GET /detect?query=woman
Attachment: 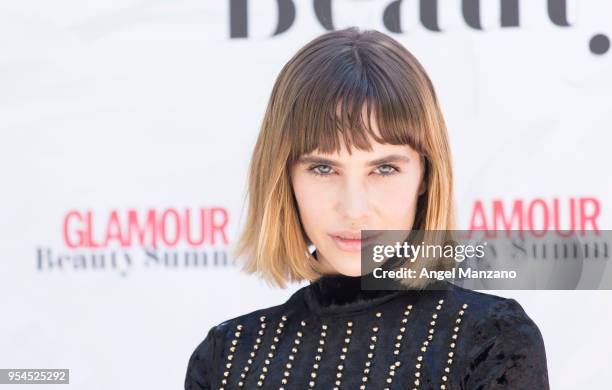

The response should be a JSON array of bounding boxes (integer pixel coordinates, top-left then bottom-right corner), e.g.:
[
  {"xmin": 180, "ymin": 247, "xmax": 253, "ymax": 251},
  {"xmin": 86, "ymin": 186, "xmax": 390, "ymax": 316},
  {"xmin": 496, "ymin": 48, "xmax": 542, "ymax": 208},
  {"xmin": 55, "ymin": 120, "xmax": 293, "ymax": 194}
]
[{"xmin": 185, "ymin": 27, "xmax": 550, "ymax": 389}]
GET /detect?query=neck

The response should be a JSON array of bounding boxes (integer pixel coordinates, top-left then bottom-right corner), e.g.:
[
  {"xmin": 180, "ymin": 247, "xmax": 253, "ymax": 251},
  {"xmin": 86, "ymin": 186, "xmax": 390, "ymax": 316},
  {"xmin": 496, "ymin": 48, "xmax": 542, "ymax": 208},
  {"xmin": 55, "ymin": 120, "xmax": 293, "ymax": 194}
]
[{"xmin": 303, "ymin": 272, "xmax": 404, "ymax": 316}]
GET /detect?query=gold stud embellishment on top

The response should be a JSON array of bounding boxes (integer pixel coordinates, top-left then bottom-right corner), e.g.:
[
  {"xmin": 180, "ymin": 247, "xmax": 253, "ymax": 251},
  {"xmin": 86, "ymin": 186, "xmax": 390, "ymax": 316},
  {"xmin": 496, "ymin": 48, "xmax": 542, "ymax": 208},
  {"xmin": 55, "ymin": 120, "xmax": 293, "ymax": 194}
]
[
  {"xmin": 439, "ymin": 303, "xmax": 468, "ymax": 390},
  {"xmin": 359, "ymin": 311, "xmax": 383, "ymax": 390},
  {"xmin": 235, "ymin": 315, "xmax": 268, "ymax": 388},
  {"xmin": 307, "ymin": 323, "xmax": 328, "ymax": 389},
  {"xmin": 412, "ymin": 299, "xmax": 445, "ymax": 390},
  {"xmin": 383, "ymin": 304, "xmax": 413, "ymax": 390},
  {"xmin": 218, "ymin": 323, "xmax": 243, "ymax": 390},
  {"xmin": 252, "ymin": 314, "xmax": 289, "ymax": 388},
  {"xmin": 278, "ymin": 319, "xmax": 307, "ymax": 390},
  {"xmin": 332, "ymin": 320, "xmax": 354, "ymax": 390}
]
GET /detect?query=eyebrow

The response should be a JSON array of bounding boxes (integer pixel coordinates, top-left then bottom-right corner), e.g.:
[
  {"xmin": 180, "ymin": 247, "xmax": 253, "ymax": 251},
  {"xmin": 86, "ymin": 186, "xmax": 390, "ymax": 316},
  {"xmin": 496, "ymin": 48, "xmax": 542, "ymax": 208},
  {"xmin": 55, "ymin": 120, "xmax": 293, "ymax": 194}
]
[{"xmin": 297, "ymin": 154, "xmax": 411, "ymax": 167}]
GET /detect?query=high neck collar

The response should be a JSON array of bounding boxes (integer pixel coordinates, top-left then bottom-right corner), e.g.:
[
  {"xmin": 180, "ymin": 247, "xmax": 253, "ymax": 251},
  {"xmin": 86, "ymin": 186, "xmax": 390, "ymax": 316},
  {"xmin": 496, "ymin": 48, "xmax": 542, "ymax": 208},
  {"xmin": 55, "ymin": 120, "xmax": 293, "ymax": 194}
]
[
  {"xmin": 301, "ymin": 249, "xmax": 452, "ymax": 316},
  {"xmin": 302, "ymin": 249, "xmax": 405, "ymax": 316},
  {"xmin": 303, "ymin": 273, "xmax": 403, "ymax": 315}
]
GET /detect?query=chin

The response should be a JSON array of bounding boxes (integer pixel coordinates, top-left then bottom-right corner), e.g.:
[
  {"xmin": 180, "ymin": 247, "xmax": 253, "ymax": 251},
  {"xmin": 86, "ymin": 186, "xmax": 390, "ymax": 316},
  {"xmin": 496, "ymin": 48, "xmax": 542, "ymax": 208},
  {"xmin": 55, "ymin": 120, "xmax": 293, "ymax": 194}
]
[
  {"xmin": 341, "ymin": 268, "xmax": 363, "ymax": 277},
  {"xmin": 329, "ymin": 259, "xmax": 363, "ymax": 277}
]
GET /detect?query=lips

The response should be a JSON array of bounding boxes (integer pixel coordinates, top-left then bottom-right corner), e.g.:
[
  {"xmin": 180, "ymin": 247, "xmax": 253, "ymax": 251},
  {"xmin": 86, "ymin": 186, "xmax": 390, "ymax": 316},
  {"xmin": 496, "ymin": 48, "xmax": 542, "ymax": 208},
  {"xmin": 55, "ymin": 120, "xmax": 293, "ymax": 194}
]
[
  {"xmin": 329, "ymin": 230, "xmax": 382, "ymax": 252},
  {"xmin": 332, "ymin": 231, "xmax": 380, "ymax": 240}
]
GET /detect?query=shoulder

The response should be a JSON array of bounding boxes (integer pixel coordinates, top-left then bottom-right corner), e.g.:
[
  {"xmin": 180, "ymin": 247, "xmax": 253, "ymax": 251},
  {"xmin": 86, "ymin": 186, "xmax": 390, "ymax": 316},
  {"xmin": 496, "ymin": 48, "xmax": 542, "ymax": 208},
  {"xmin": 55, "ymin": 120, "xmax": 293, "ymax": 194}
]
[
  {"xmin": 444, "ymin": 284, "xmax": 550, "ymax": 389},
  {"xmin": 443, "ymin": 282, "xmax": 508, "ymax": 313},
  {"xmin": 209, "ymin": 285, "xmax": 308, "ymax": 339},
  {"xmin": 446, "ymin": 283, "xmax": 543, "ymax": 337},
  {"xmin": 445, "ymin": 283, "xmax": 546, "ymax": 353},
  {"xmin": 184, "ymin": 287, "xmax": 307, "ymax": 389},
  {"xmin": 195, "ymin": 285, "xmax": 307, "ymax": 344}
]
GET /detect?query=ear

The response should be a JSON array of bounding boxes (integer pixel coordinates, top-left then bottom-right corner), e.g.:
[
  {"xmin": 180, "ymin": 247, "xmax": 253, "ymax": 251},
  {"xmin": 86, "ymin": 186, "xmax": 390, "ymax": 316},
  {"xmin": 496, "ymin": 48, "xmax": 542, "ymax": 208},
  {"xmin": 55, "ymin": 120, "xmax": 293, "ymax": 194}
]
[
  {"xmin": 418, "ymin": 178, "xmax": 427, "ymax": 196},
  {"xmin": 418, "ymin": 155, "xmax": 428, "ymax": 196}
]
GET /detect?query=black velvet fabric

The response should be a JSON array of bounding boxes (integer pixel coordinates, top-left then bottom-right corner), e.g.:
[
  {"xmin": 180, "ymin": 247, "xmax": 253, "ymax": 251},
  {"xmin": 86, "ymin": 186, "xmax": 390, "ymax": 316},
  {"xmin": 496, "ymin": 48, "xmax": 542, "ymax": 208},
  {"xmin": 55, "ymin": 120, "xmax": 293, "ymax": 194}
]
[{"xmin": 185, "ymin": 270, "xmax": 550, "ymax": 389}]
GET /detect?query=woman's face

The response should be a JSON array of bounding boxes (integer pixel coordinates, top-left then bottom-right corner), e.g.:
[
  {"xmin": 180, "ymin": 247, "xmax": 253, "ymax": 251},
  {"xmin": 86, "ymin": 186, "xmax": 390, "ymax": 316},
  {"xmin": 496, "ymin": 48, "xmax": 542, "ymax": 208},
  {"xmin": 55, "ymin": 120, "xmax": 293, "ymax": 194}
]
[{"xmin": 290, "ymin": 127, "xmax": 426, "ymax": 277}]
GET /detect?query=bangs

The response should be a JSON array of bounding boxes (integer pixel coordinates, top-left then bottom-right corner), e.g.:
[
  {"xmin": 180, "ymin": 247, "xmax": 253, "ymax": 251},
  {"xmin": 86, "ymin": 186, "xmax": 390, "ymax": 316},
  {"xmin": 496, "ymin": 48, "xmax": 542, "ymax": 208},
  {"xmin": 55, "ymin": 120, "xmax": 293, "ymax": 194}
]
[{"xmin": 286, "ymin": 41, "xmax": 429, "ymax": 166}]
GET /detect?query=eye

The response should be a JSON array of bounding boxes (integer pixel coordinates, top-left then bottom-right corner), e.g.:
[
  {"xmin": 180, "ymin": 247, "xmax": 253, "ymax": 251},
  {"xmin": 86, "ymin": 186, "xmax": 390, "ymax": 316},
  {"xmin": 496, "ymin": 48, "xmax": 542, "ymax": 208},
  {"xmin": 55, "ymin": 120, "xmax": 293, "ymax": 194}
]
[
  {"xmin": 309, "ymin": 164, "xmax": 335, "ymax": 176},
  {"xmin": 308, "ymin": 164, "xmax": 400, "ymax": 177},
  {"xmin": 374, "ymin": 164, "xmax": 400, "ymax": 177}
]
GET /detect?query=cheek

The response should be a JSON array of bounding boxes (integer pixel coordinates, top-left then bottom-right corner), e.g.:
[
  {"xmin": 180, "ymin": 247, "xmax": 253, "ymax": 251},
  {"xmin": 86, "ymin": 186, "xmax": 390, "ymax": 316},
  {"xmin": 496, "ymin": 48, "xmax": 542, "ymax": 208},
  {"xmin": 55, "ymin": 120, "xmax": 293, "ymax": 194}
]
[
  {"xmin": 375, "ymin": 177, "xmax": 421, "ymax": 224},
  {"xmin": 292, "ymin": 177, "xmax": 332, "ymax": 235}
]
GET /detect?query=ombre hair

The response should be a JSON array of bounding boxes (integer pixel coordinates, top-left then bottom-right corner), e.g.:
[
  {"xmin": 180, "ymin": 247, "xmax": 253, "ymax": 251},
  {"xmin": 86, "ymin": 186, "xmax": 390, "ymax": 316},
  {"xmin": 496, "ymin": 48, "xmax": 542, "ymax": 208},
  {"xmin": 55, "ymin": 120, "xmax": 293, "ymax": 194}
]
[{"xmin": 232, "ymin": 27, "xmax": 455, "ymax": 289}]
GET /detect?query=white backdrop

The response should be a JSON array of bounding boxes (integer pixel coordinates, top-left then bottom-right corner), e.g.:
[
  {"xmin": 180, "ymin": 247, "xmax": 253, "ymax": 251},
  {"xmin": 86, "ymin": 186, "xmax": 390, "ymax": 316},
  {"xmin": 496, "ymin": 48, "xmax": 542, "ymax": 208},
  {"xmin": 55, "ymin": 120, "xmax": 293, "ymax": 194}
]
[{"xmin": 1, "ymin": 1, "xmax": 611, "ymax": 389}]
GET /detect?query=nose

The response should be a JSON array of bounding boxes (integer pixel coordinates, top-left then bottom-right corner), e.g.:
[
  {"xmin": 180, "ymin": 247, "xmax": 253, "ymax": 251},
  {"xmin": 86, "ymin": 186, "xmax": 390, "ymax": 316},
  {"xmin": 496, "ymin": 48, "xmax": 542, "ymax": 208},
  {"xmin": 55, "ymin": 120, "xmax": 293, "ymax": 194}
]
[{"xmin": 336, "ymin": 176, "xmax": 371, "ymax": 225}]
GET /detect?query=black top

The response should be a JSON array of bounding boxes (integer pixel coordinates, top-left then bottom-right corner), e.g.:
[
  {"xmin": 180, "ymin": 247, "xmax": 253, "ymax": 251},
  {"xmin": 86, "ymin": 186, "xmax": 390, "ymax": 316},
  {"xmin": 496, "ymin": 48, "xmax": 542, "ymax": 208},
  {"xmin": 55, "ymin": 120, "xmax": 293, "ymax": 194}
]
[{"xmin": 185, "ymin": 270, "xmax": 550, "ymax": 389}]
